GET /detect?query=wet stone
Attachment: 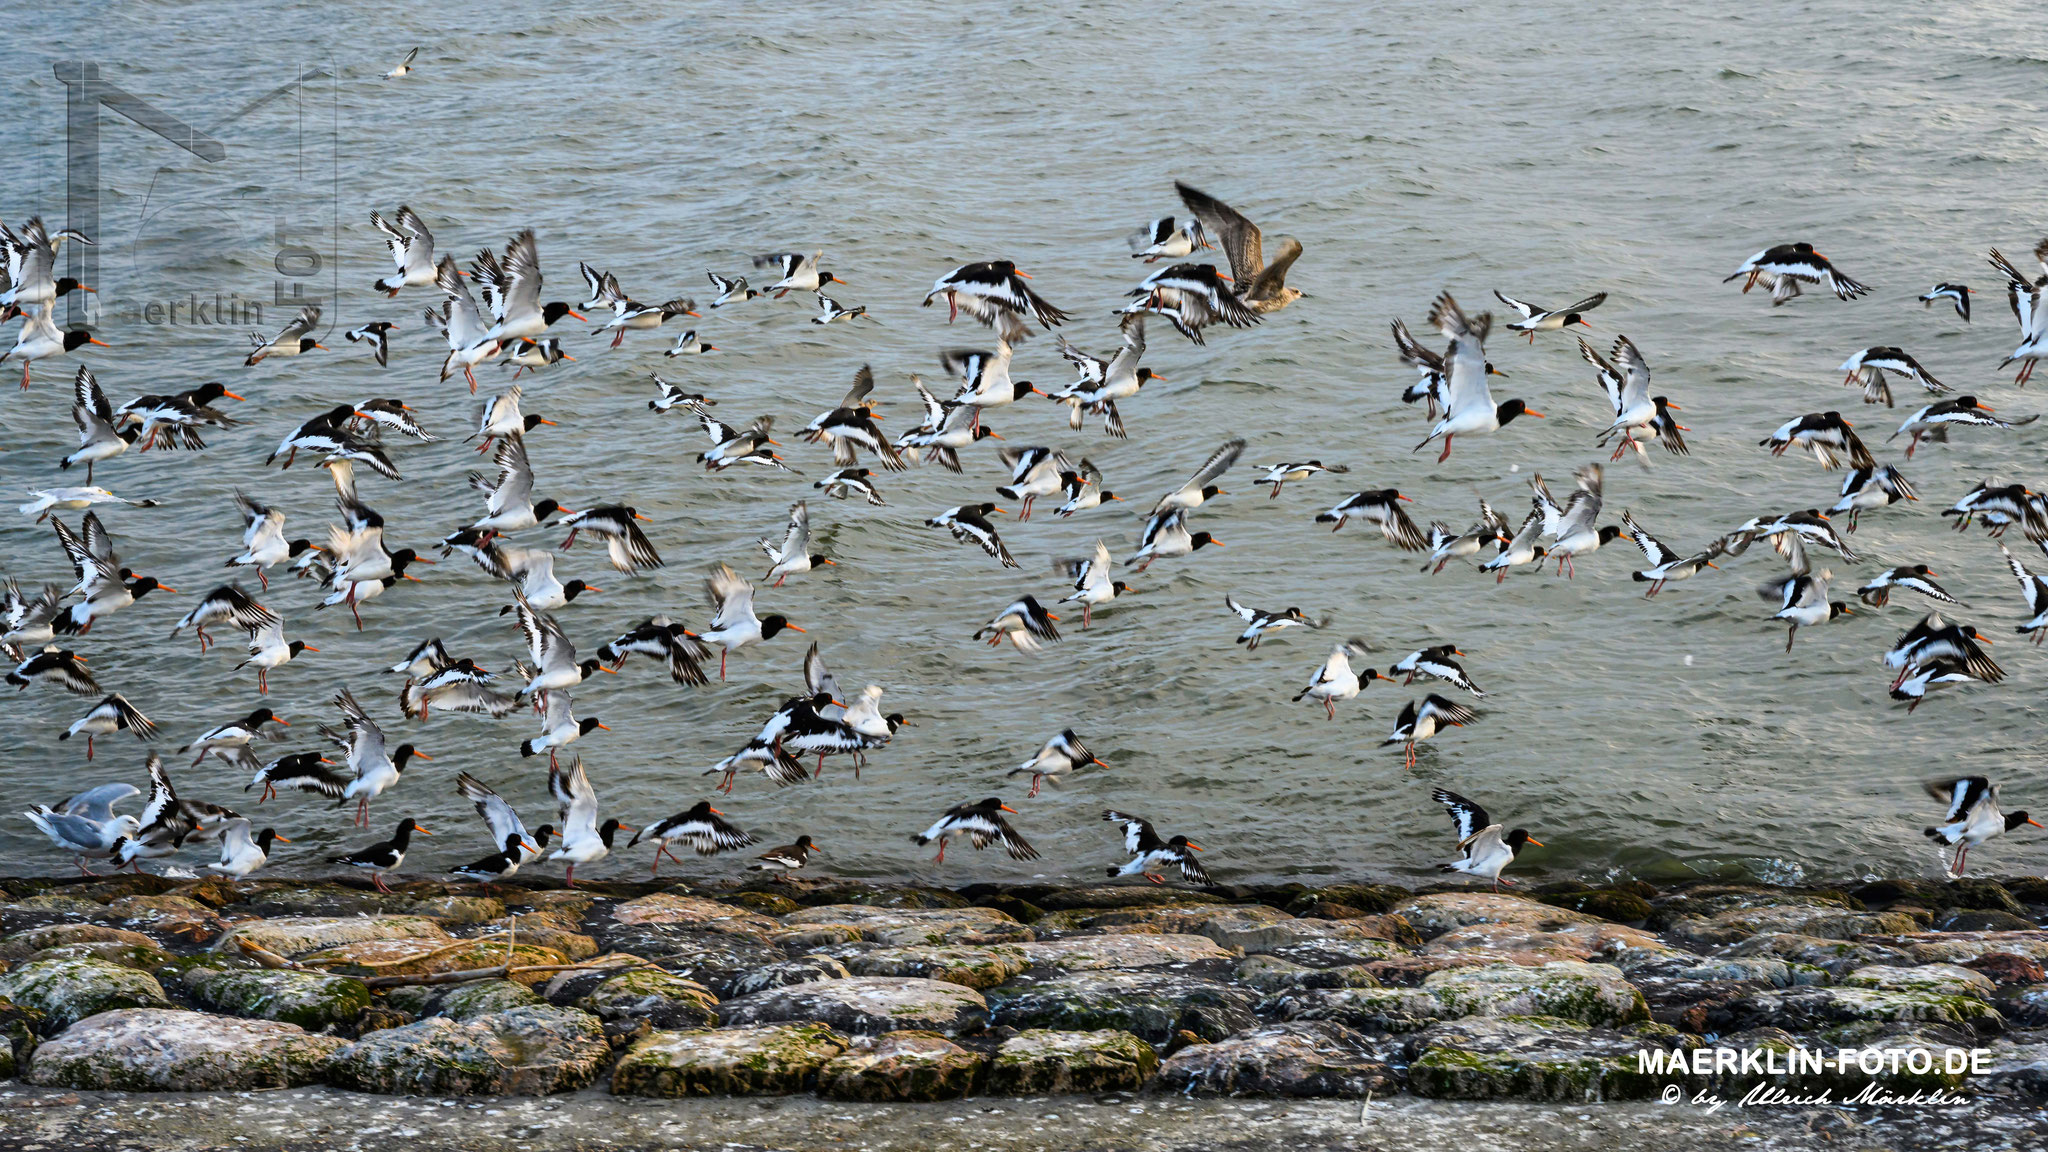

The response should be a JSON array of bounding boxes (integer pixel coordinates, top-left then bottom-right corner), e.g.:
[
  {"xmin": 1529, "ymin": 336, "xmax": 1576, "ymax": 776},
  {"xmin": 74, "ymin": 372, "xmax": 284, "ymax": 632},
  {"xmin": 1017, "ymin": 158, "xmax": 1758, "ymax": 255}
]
[
  {"xmin": 816, "ymin": 1029, "xmax": 985, "ymax": 1101},
  {"xmin": 717, "ymin": 976, "xmax": 987, "ymax": 1037},
  {"xmin": 984, "ymin": 1028, "xmax": 1158, "ymax": 1094},
  {"xmin": 1158, "ymin": 1020, "xmax": 1400, "ymax": 1097},
  {"xmin": 611, "ymin": 1022, "xmax": 849, "ymax": 1096},
  {"xmin": 26, "ymin": 1008, "xmax": 341, "ymax": 1091}
]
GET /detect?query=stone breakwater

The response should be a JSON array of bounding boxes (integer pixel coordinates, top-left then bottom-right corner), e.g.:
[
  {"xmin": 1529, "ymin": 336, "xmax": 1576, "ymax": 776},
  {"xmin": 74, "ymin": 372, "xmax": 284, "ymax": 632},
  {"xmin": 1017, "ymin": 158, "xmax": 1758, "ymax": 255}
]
[{"xmin": 1, "ymin": 872, "xmax": 2047, "ymax": 1106}]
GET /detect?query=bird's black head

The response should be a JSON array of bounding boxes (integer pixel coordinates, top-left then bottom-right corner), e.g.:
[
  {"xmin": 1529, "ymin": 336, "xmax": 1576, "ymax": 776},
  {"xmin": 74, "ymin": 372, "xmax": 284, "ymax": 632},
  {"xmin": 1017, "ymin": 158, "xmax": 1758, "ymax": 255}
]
[
  {"xmin": 1503, "ymin": 828, "xmax": 1541, "ymax": 854},
  {"xmin": 1909, "ymin": 564, "xmax": 1935, "ymax": 577},
  {"xmin": 597, "ymin": 817, "xmax": 626, "ymax": 847},
  {"xmin": 523, "ymin": 413, "xmax": 553, "ymax": 432},
  {"xmin": 578, "ymin": 717, "xmax": 607, "ymax": 737},
  {"xmin": 390, "ymin": 549, "xmax": 423, "ymax": 576},
  {"xmin": 254, "ymin": 828, "xmax": 284, "ymax": 853},
  {"xmin": 63, "ymin": 329, "xmax": 105, "ymax": 353},
  {"xmin": 394, "ymin": 817, "xmax": 426, "ymax": 840},
  {"xmin": 287, "ymin": 640, "xmax": 313, "ymax": 658},
  {"xmin": 578, "ymin": 657, "xmax": 606, "ymax": 679},
  {"xmin": 188, "ymin": 382, "xmax": 236, "ymax": 405},
  {"xmin": 976, "ymin": 796, "xmax": 1007, "ymax": 810},
  {"xmin": 1828, "ymin": 601, "xmax": 1854, "ymax": 620},
  {"xmin": 245, "ymin": 707, "xmax": 283, "ymax": 727},
  {"xmin": 885, "ymin": 712, "xmax": 910, "ymax": 732},
  {"xmin": 562, "ymin": 580, "xmax": 595, "ymax": 602},
  {"xmin": 806, "ymin": 690, "xmax": 836, "ymax": 711},
  {"xmin": 1111, "ymin": 580, "xmax": 1132, "ymax": 595},
  {"xmin": 533, "ymin": 824, "xmax": 556, "ymax": 848},
  {"xmin": 1201, "ymin": 484, "xmax": 1226, "ymax": 500},
  {"xmin": 2006, "ymin": 811, "xmax": 2043, "ymax": 831},
  {"xmin": 974, "ymin": 502, "xmax": 1002, "ymax": 516},
  {"xmin": 1598, "ymin": 524, "xmax": 1626, "ymax": 546},
  {"xmin": 971, "ymin": 425, "xmax": 1000, "ymax": 442},
  {"xmin": 1496, "ymin": 399, "xmax": 1543, "ymax": 424},
  {"xmin": 286, "ymin": 538, "xmax": 316, "ymax": 558},
  {"xmin": 807, "ymin": 553, "xmax": 833, "ymax": 569},
  {"xmin": 532, "ymin": 499, "xmax": 565, "ymax": 522},
  {"xmin": 501, "ymin": 832, "xmax": 526, "ymax": 855},
  {"xmin": 1563, "ymin": 312, "xmax": 1590, "ymax": 327},
  {"xmin": 1792, "ymin": 242, "xmax": 1815, "ymax": 254},
  {"xmin": 323, "ymin": 403, "xmax": 359, "ymax": 423},
  {"xmin": 1190, "ymin": 532, "xmax": 1220, "ymax": 551},
  {"xmin": 393, "ymin": 744, "xmax": 430, "ymax": 770},
  {"xmin": 541, "ymin": 302, "xmax": 583, "ymax": 326},
  {"xmin": 761, "ymin": 615, "xmax": 800, "ymax": 639},
  {"xmin": 1011, "ymin": 380, "xmax": 1039, "ymax": 402},
  {"xmin": 1136, "ymin": 368, "xmax": 1161, "ymax": 384},
  {"xmin": 53, "ymin": 277, "xmax": 91, "ymax": 297},
  {"xmin": 792, "ymin": 834, "xmax": 815, "ymax": 851},
  {"xmin": 295, "ymin": 337, "xmax": 320, "ymax": 354}
]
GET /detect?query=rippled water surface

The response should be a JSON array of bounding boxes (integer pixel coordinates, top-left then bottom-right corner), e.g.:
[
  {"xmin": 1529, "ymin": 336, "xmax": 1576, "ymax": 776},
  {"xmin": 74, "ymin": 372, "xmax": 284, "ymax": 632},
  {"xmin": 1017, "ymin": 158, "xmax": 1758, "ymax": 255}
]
[{"xmin": 5, "ymin": 2, "xmax": 2048, "ymax": 887}]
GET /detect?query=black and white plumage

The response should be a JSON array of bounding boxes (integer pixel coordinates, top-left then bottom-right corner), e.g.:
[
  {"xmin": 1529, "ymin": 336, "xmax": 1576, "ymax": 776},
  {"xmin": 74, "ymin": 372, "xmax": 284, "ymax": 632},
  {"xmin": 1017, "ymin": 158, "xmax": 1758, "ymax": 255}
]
[
  {"xmin": 9, "ymin": 645, "xmax": 100, "ymax": 696},
  {"xmin": 1478, "ymin": 504, "xmax": 1549, "ymax": 584},
  {"xmin": 810, "ymin": 292, "xmax": 867, "ymax": 325},
  {"xmin": 1755, "ymin": 535, "xmax": 1851, "ymax": 652},
  {"xmin": 508, "ymin": 593, "xmax": 608, "ymax": 702},
  {"xmin": 323, "ymin": 686, "xmax": 430, "ymax": 827},
  {"xmin": 1005, "ymin": 728, "xmax": 1106, "ymax": 798},
  {"xmin": 759, "ymin": 500, "xmax": 832, "ymax": 587},
  {"xmin": 701, "ymin": 563, "xmax": 804, "ymax": 680},
  {"xmin": 1494, "ymin": 289, "xmax": 1605, "ymax": 342},
  {"xmin": 922, "ymin": 260, "xmax": 1070, "ymax": 343},
  {"xmin": 1389, "ymin": 644, "xmax": 1485, "ymax": 697},
  {"xmin": 51, "ymin": 510, "xmax": 174, "ymax": 635},
  {"xmin": 1760, "ymin": 412, "xmax": 1875, "ymax": 472},
  {"xmin": 1839, "ymin": 347, "xmax": 1949, "ymax": 408},
  {"xmin": 1053, "ymin": 458, "xmax": 1118, "ymax": 518},
  {"xmin": 1256, "ymin": 460, "xmax": 1348, "ymax": 499},
  {"xmin": 61, "ymin": 367, "xmax": 137, "ymax": 484},
  {"xmin": 941, "ymin": 340, "xmax": 1039, "ymax": 419},
  {"xmin": 1292, "ymin": 639, "xmax": 1382, "ymax": 720},
  {"xmin": 451, "ymin": 833, "xmax": 534, "ymax": 885},
  {"xmin": 630, "ymin": 801, "xmax": 756, "ymax": 876},
  {"xmin": 1579, "ymin": 335, "xmax": 1673, "ymax": 461},
  {"xmin": 60, "ymin": 693, "xmax": 156, "ymax": 760},
  {"xmin": 596, "ymin": 615, "xmax": 712, "ymax": 687},
  {"xmin": 558, "ymin": 505, "xmax": 664, "ymax": 574},
  {"xmin": 503, "ymin": 337, "xmax": 571, "ymax": 379},
  {"xmin": 1431, "ymin": 787, "xmax": 1541, "ymax": 891},
  {"xmin": 1724, "ymin": 242, "xmax": 1870, "ymax": 305},
  {"xmin": 706, "ymin": 270, "xmax": 759, "ymax": 307},
  {"xmin": 912, "ymin": 797, "xmax": 1037, "ymax": 863},
  {"xmin": 1924, "ymin": 776, "xmax": 2039, "ymax": 877},
  {"xmin": 1123, "ymin": 261, "xmax": 1258, "ymax": 344},
  {"xmin": 1412, "ymin": 292, "xmax": 1543, "ymax": 462},
  {"xmin": 1225, "ymin": 595, "xmax": 1323, "ymax": 650},
  {"xmin": 1857, "ymin": 564, "xmax": 1962, "ymax": 610},
  {"xmin": 1530, "ymin": 464, "xmax": 1623, "ymax": 579},
  {"xmin": 802, "ymin": 366, "xmax": 905, "ymax": 471},
  {"xmin": 1919, "ymin": 282, "xmax": 1971, "ymax": 321},
  {"xmin": 1315, "ymin": 488, "xmax": 1428, "ymax": 551},
  {"xmin": 475, "ymin": 229, "xmax": 584, "ymax": 347},
  {"xmin": 646, "ymin": 377, "xmax": 713, "ymax": 415},
  {"xmin": 752, "ymin": 250, "xmax": 839, "ymax": 298},
  {"xmin": 973, "ymin": 594, "xmax": 1062, "ymax": 653},
  {"xmin": 371, "ymin": 206, "xmax": 436, "ymax": 295},
  {"xmin": 1050, "ymin": 316, "xmax": 1153, "ymax": 438},
  {"xmin": 1382, "ymin": 694, "xmax": 1480, "ymax": 768},
  {"xmin": 1883, "ymin": 613, "xmax": 2004, "ymax": 688},
  {"xmin": 994, "ymin": 445, "xmax": 1072, "ymax": 521},
  {"xmin": 182, "ymin": 706, "xmax": 289, "ymax": 771},
  {"xmin": 519, "ymin": 689, "xmax": 606, "ymax": 767},
  {"xmin": 1422, "ymin": 500, "xmax": 1511, "ymax": 575},
  {"xmin": 469, "ymin": 386, "xmax": 552, "ymax": 454},
  {"xmin": 1055, "ymin": 541, "xmax": 1131, "ymax": 629},
  {"xmin": 465, "ymin": 434, "xmax": 566, "ymax": 535},
  {"xmin": 1103, "ymin": 810, "xmax": 1211, "ymax": 885},
  {"xmin": 401, "ymin": 653, "xmax": 518, "ymax": 721},
  {"xmin": 704, "ymin": 736, "xmax": 810, "ymax": 795},
  {"xmin": 1890, "ymin": 657, "xmax": 1981, "ymax": 713},
  {"xmin": 1829, "ymin": 465, "xmax": 1918, "ymax": 532},
  {"xmin": 925, "ymin": 502, "xmax": 1018, "ymax": 568},
  {"xmin": 456, "ymin": 771, "xmax": 548, "ymax": 868},
  {"xmin": 1890, "ymin": 396, "xmax": 2033, "ymax": 459},
  {"xmin": 1127, "ymin": 215, "xmax": 1210, "ymax": 263},
  {"xmin": 243, "ymin": 304, "xmax": 323, "ymax": 365},
  {"xmin": 114, "ymin": 380, "xmax": 243, "ymax": 453},
  {"xmin": 330, "ymin": 817, "xmax": 429, "ymax": 893},
  {"xmin": 1727, "ymin": 509, "xmax": 1862, "ymax": 564},
  {"xmin": 1174, "ymin": 181, "xmax": 1302, "ymax": 315},
  {"xmin": 114, "ymin": 754, "xmax": 205, "ymax": 867},
  {"xmin": 1941, "ymin": 481, "xmax": 2045, "ymax": 541},
  {"xmin": 247, "ymin": 752, "xmax": 349, "ymax": 804},
  {"xmin": 697, "ymin": 412, "xmax": 790, "ymax": 472},
  {"xmin": 895, "ymin": 378, "xmax": 1001, "ymax": 472},
  {"xmin": 1127, "ymin": 508, "xmax": 1222, "ymax": 571},
  {"xmin": 429, "ymin": 254, "xmax": 502, "ymax": 390},
  {"xmin": 1150, "ymin": 438, "xmax": 1244, "ymax": 518},
  {"xmin": 1621, "ymin": 511, "xmax": 1722, "ymax": 597},
  {"xmin": 2, "ymin": 580, "xmax": 65, "ymax": 662},
  {"xmin": 1998, "ymin": 544, "xmax": 2048, "ymax": 643},
  {"xmin": 548, "ymin": 757, "xmax": 630, "ymax": 887},
  {"xmin": 170, "ymin": 584, "xmax": 275, "ymax": 654},
  {"xmin": 815, "ymin": 467, "xmax": 887, "ymax": 506},
  {"xmin": 749, "ymin": 835, "xmax": 820, "ymax": 876},
  {"xmin": 344, "ymin": 322, "xmax": 399, "ymax": 367},
  {"xmin": 226, "ymin": 490, "xmax": 308, "ymax": 591},
  {"xmin": 208, "ymin": 818, "xmax": 285, "ymax": 879},
  {"xmin": 1989, "ymin": 244, "xmax": 2048, "ymax": 385}
]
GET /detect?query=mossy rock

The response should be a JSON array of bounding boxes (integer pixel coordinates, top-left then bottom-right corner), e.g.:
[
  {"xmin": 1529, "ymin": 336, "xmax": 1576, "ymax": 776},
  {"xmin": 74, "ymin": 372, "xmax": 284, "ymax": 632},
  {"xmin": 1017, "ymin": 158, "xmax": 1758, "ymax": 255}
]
[
  {"xmin": 793, "ymin": 885, "xmax": 970, "ymax": 910},
  {"xmin": 0, "ymin": 998, "xmax": 44, "ymax": 1077},
  {"xmin": 181, "ymin": 966, "xmax": 371, "ymax": 1030},
  {"xmin": 167, "ymin": 876, "xmax": 242, "ymax": 909},
  {"xmin": 570, "ymin": 968, "xmax": 719, "ymax": 1028},
  {"xmin": 845, "ymin": 945, "xmax": 1028, "ymax": 990},
  {"xmin": 6, "ymin": 923, "xmax": 157, "ymax": 952},
  {"xmin": 611, "ymin": 1022, "xmax": 849, "ymax": 1096},
  {"xmin": 328, "ymin": 1005, "xmax": 608, "ymax": 1095},
  {"xmin": 1031, "ymin": 887, "xmax": 1226, "ymax": 912},
  {"xmin": 1535, "ymin": 889, "xmax": 1654, "ymax": 924},
  {"xmin": 987, "ymin": 971, "xmax": 1256, "ymax": 1043},
  {"xmin": 215, "ymin": 915, "xmax": 449, "ymax": 957},
  {"xmin": 25, "ymin": 1008, "xmax": 341, "ymax": 1091},
  {"xmin": 1283, "ymin": 884, "xmax": 1410, "ymax": 917},
  {"xmin": 1423, "ymin": 962, "xmax": 1651, "ymax": 1028},
  {"xmin": 985, "ymin": 1028, "xmax": 1158, "ymax": 1094},
  {"xmin": 1406, "ymin": 1016, "xmax": 1681, "ymax": 1101},
  {"xmin": 299, "ymin": 938, "xmax": 566, "ymax": 985},
  {"xmin": 1236, "ymin": 955, "xmax": 1381, "ymax": 994},
  {"xmin": 972, "ymin": 894, "xmax": 1046, "ymax": 924},
  {"xmin": 817, "ymin": 1029, "xmax": 986, "ymax": 1101},
  {"xmin": 410, "ymin": 895, "xmax": 506, "ymax": 925},
  {"xmin": 0, "ymin": 956, "xmax": 172, "ymax": 1033},
  {"xmin": 719, "ymin": 891, "xmax": 802, "ymax": 916},
  {"xmin": 31, "ymin": 940, "xmax": 175, "ymax": 972}
]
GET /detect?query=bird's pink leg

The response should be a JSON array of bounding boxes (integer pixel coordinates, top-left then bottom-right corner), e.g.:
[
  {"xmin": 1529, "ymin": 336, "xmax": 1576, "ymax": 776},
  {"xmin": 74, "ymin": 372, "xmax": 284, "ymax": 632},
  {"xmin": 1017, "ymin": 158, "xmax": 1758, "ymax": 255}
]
[{"xmin": 1436, "ymin": 435, "xmax": 1453, "ymax": 464}]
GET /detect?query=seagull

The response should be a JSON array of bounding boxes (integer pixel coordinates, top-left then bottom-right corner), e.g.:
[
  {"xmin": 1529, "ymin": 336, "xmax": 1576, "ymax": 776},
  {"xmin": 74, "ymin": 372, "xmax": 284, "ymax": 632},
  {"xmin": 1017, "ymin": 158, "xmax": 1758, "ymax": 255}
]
[
  {"xmin": 1226, "ymin": 596, "xmax": 1324, "ymax": 650},
  {"xmin": 244, "ymin": 305, "xmax": 323, "ymax": 365},
  {"xmin": 19, "ymin": 487, "xmax": 160, "ymax": 521},
  {"xmin": 1724, "ymin": 242, "xmax": 1869, "ymax": 305},
  {"xmin": 1292, "ymin": 639, "xmax": 1383, "ymax": 720},
  {"xmin": 370, "ymin": 206, "xmax": 435, "ymax": 295},
  {"xmin": 548, "ymin": 757, "xmax": 631, "ymax": 887},
  {"xmin": 1103, "ymin": 810, "xmax": 1211, "ymax": 885},
  {"xmin": 1174, "ymin": 180, "xmax": 1302, "ymax": 315},
  {"xmin": 22, "ymin": 782, "xmax": 140, "ymax": 874},
  {"xmin": 1494, "ymin": 289, "xmax": 1606, "ymax": 342},
  {"xmin": 1383, "ymin": 694, "xmax": 1481, "ymax": 768},
  {"xmin": 912, "ymin": 797, "xmax": 1037, "ymax": 863},
  {"xmin": 1006, "ymin": 729, "xmax": 1106, "ymax": 798},
  {"xmin": 1413, "ymin": 292, "xmax": 1542, "ymax": 462},
  {"xmin": 1432, "ymin": 787, "xmax": 1541, "ymax": 891},
  {"xmin": 1924, "ymin": 776, "xmax": 2038, "ymax": 877}
]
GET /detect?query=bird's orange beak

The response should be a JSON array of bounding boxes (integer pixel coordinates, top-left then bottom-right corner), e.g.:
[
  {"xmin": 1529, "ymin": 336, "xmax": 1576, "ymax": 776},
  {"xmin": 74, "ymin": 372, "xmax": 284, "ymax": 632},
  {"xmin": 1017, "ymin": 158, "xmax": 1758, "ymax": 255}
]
[
  {"xmin": 1210, "ymin": 539, "xmax": 1226, "ymax": 547},
  {"xmin": 596, "ymin": 723, "xmax": 610, "ymax": 731},
  {"xmin": 413, "ymin": 752, "xmax": 433, "ymax": 760},
  {"xmin": 709, "ymin": 807, "xmax": 723, "ymax": 816},
  {"xmin": 157, "ymin": 584, "xmax": 179, "ymax": 593},
  {"xmin": 415, "ymin": 826, "xmax": 433, "ymax": 835},
  {"xmin": 302, "ymin": 646, "xmax": 319, "ymax": 652},
  {"xmin": 616, "ymin": 823, "xmax": 637, "ymax": 832},
  {"xmin": 1014, "ymin": 270, "xmax": 1032, "ymax": 279},
  {"xmin": 632, "ymin": 512, "xmax": 652, "ymax": 521},
  {"xmin": 1187, "ymin": 842, "xmax": 1204, "ymax": 851},
  {"xmin": 1524, "ymin": 409, "xmax": 1546, "ymax": 418},
  {"xmin": 786, "ymin": 625, "xmax": 807, "ymax": 633},
  {"xmin": 1046, "ymin": 613, "xmax": 1060, "ymax": 621},
  {"xmin": 273, "ymin": 835, "xmax": 291, "ymax": 843},
  {"xmin": 567, "ymin": 309, "xmax": 587, "ymax": 321},
  {"xmin": 585, "ymin": 586, "xmax": 603, "ymax": 594},
  {"xmin": 522, "ymin": 839, "xmax": 539, "ymax": 853},
  {"xmin": 223, "ymin": 390, "xmax": 245, "ymax": 401},
  {"xmin": 1526, "ymin": 837, "xmax": 1544, "ymax": 847},
  {"xmin": 1397, "ymin": 494, "xmax": 1412, "ymax": 502},
  {"xmin": 89, "ymin": 337, "xmax": 110, "ymax": 347},
  {"xmin": 821, "ymin": 558, "xmax": 836, "ymax": 566},
  {"xmin": 1150, "ymin": 373, "xmax": 1167, "ymax": 382},
  {"xmin": 2029, "ymin": 818, "xmax": 2044, "ymax": 828},
  {"xmin": 1000, "ymin": 803, "xmax": 1018, "ymax": 813}
]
